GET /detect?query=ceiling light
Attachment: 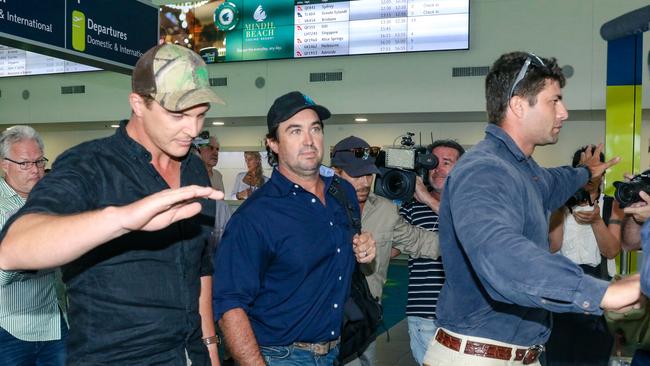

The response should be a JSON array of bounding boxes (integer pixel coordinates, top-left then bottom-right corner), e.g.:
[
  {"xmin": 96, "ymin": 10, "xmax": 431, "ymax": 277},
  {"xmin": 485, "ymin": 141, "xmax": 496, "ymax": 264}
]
[
  {"xmin": 355, "ymin": 118, "xmax": 368, "ymax": 122},
  {"xmin": 212, "ymin": 121, "xmax": 225, "ymax": 126},
  {"xmin": 110, "ymin": 124, "xmax": 120, "ymax": 128}
]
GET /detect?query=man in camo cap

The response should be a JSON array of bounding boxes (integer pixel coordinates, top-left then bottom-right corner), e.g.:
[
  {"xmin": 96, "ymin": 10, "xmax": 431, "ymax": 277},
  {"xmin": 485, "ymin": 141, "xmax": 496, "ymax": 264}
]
[{"xmin": 0, "ymin": 43, "xmax": 225, "ymax": 365}]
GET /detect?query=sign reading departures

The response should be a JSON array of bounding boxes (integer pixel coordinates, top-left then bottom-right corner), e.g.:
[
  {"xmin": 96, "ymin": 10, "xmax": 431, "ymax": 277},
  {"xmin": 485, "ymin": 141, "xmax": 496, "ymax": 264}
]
[{"xmin": 0, "ymin": 0, "xmax": 158, "ymax": 76}]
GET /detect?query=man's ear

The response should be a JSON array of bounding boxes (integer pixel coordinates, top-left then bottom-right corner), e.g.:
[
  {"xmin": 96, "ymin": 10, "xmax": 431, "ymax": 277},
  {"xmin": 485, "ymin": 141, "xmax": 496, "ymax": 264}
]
[
  {"xmin": 266, "ymin": 137, "xmax": 279, "ymax": 154},
  {"xmin": 129, "ymin": 93, "xmax": 146, "ymax": 117},
  {"xmin": 508, "ymin": 95, "xmax": 527, "ymax": 119},
  {"xmin": 1, "ymin": 159, "xmax": 10, "ymax": 176}
]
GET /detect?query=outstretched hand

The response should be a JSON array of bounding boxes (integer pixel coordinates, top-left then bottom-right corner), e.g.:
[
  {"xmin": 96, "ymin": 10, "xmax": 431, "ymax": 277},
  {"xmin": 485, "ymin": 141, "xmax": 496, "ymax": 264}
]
[
  {"xmin": 118, "ymin": 185, "xmax": 224, "ymax": 232},
  {"xmin": 579, "ymin": 144, "xmax": 619, "ymax": 180}
]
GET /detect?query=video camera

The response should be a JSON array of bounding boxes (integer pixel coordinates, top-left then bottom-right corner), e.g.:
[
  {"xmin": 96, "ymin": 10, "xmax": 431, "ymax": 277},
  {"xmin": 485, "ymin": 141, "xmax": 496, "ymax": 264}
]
[
  {"xmin": 613, "ymin": 169, "xmax": 650, "ymax": 208},
  {"xmin": 373, "ymin": 133, "xmax": 438, "ymax": 202}
]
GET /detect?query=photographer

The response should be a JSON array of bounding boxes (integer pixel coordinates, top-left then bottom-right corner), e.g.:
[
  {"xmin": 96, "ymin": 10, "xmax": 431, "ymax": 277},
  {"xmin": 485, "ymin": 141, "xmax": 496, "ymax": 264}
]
[
  {"xmin": 546, "ymin": 145, "xmax": 623, "ymax": 366},
  {"xmin": 397, "ymin": 139, "xmax": 464, "ymax": 366},
  {"xmin": 330, "ymin": 136, "xmax": 440, "ymax": 366}
]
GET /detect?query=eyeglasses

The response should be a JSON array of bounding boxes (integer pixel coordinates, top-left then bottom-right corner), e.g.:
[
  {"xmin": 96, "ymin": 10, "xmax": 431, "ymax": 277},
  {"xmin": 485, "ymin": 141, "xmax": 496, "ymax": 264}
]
[
  {"xmin": 330, "ymin": 146, "xmax": 381, "ymax": 160},
  {"xmin": 4, "ymin": 157, "xmax": 48, "ymax": 170},
  {"xmin": 508, "ymin": 53, "xmax": 546, "ymax": 101}
]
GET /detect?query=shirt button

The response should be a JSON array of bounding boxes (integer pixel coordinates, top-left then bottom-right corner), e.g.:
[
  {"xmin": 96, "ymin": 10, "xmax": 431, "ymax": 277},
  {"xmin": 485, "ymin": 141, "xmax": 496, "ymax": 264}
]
[
  {"xmin": 331, "ymin": 331, "xmax": 335, "ymax": 336},
  {"xmin": 337, "ymin": 248, "xmax": 341, "ymax": 253},
  {"xmin": 311, "ymin": 198, "xmax": 316, "ymax": 203},
  {"xmin": 582, "ymin": 301, "xmax": 590, "ymax": 308},
  {"xmin": 541, "ymin": 299, "xmax": 547, "ymax": 304},
  {"xmin": 292, "ymin": 192, "xmax": 296, "ymax": 196},
  {"xmin": 330, "ymin": 221, "xmax": 333, "ymax": 226},
  {"xmin": 338, "ymin": 276, "xmax": 342, "ymax": 281},
  {"xmin": 294, "ymin": 184, "xmax": 299, "ymax": 188},
  {"xmin": 333, "ymin": 303, "xmax": 338, "ymax": 308}
]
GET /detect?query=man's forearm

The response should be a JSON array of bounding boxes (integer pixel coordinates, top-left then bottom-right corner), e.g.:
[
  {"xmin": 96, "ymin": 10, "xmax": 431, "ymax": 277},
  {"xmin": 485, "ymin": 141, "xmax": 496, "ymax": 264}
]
[
  {"xmin": 0, "ymin": 208, "xmax": 127, "ymax": 271},
  {"xmin": 219, "ymin": 308, "xmax": 265, "ymax": 366},
  {"xmin": 199, "ymin": 276, "xmax": 220, "ymax": 366},
  {"xmin": 622, "ymin": 215, "xmax": 642, "ymax": 251}
]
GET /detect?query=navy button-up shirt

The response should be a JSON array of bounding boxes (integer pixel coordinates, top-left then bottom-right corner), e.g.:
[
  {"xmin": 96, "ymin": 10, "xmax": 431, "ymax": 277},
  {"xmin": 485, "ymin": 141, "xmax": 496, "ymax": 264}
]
[
  {"xmin": 436, "ymin": 124, "xmax": 609, "ymax": 346},
  {"xmin": 212, "ymin": 167, "xmax": 357, "ymax": 346},
  {"xmin": 0, "ymin": 122, "xmax": 215, "ymax": 364}
]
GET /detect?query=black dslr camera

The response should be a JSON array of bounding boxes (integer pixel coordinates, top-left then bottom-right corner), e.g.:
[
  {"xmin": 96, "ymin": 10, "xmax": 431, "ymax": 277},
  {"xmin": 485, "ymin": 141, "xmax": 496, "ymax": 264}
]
[
  {"xmin": 613, "ymin": 169, "xmax": 650, "ymax": 208},
  {"xmin": 373, "ymin": 133, "xmax": 438, "ymax": 202}
]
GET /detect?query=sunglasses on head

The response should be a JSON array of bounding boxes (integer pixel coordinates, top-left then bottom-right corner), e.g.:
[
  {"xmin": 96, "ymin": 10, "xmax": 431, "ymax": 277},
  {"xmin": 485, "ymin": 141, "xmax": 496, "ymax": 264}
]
[
  {"xmin": 508, "ymin": 53, "xmax": 546, "ymax": 101},
  {"xmin": 330, "ymin": 146, "xmax": 381, "ymax": 160}
]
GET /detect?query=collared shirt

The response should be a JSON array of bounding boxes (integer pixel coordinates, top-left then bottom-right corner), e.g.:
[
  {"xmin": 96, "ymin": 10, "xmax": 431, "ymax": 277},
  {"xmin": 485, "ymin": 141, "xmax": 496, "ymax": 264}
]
[
  {"xmin": 399, "ymin": 199, "xmax": 444, "ymax": 318},
  {"xmin": 360, "ymin": 193, "xmax": 439, "ymax": 300},
  {"xmin": 436, "ymin": 124, "xmax": 609, "ymax": 346},
  {"xmin": 0, "ymin": 179, "xmax": 62, "ymax": 342},
  {"xmin": 212, "ymin": 167, "xmax": 357, "ymax": 346},
  {"xmin": 0, "ymin": 121, "xmax": 215, "ymax": 364}
]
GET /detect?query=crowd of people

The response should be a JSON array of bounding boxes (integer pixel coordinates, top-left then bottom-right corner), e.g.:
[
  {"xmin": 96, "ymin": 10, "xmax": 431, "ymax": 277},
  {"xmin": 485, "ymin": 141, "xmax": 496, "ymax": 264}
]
[{"xmin": 0, "ymin": 43, "xmax": 648, "ymax": 366}]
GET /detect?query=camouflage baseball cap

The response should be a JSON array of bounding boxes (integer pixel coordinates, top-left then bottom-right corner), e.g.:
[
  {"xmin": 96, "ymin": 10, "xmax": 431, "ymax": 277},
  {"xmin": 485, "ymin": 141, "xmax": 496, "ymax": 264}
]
[{"xmin": 132, "ymin": 43, "xmax": 225, "ymax": 111}]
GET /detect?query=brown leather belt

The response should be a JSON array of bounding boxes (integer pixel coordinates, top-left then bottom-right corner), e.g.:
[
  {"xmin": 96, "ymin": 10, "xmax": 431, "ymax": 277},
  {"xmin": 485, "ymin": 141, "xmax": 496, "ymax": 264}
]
[
  {"xmin": 435, "ymin": 329, "xmax": 543, "ymax": 365},
  {"xmin": 292, "ymin": 339, "xmax": 339, "ymax": 356}
]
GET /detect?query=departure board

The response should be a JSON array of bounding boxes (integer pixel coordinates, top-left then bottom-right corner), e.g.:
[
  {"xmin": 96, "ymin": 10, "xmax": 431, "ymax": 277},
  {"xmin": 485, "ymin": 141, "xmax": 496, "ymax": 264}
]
[
  {"xmin": 0, "ymin": 46, "xmax": 99, "ymax": 77},
  {"xmin": 161, "ymin": 0, "xmax": 469, "ymax": 63}
]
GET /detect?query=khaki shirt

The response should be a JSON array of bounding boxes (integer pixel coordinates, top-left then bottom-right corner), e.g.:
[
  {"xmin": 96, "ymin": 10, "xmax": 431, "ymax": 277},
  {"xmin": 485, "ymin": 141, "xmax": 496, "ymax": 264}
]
[{"xmin": 360, "ymin": 193, "xmax": 440, "ymax": 300}]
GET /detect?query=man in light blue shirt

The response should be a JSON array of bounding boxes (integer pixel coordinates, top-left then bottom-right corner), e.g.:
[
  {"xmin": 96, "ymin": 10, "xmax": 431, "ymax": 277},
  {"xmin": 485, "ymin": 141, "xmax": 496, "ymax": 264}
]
[{"xmin": 0, "ymin": 125, "xmax": 66, "ymax": 365}]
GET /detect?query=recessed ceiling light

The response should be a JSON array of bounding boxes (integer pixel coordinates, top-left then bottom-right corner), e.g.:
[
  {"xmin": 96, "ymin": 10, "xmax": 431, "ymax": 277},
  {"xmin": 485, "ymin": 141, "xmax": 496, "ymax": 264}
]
[
  {"xmin": 355, "ymin": 118, "xmax": 368, "ymax": 122},
  {"xmin": 212, "ymin": 121, "xmax": 225, "ymax": 126},
  {"xmin": 110, "ymin": 124, "xmax": 120, "ymax": 128}
]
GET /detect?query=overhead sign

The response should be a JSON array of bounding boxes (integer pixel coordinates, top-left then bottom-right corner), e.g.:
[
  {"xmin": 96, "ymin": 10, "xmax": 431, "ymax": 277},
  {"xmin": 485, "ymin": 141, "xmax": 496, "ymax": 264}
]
[{"xmin": 0, "ymin": 0, "xmax": 159, "ymax": 74}]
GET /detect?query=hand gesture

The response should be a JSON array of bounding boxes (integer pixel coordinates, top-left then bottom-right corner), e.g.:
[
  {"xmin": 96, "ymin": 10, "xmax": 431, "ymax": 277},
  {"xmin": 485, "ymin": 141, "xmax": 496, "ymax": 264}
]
[
  {"xmin": 414, "ymin": 177, "xmax": 440, "ymax": 212},
  {"xmin": 119, "ymin": 185, "xmax": 224, "ymax": 232},
  {"xmin": 353, "ymin": 231, "xmax": 376, "ymax": 264},
  {"xmin": 579, "ymin": 144, "xmax": 619, "ymax": 181}
]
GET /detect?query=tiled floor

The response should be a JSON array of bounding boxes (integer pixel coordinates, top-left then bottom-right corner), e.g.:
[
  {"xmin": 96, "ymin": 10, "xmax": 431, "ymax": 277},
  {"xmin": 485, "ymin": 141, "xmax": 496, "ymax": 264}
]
[{"xmin": 374, "ymin": 319, "xmax": 418, "ymax": 366}]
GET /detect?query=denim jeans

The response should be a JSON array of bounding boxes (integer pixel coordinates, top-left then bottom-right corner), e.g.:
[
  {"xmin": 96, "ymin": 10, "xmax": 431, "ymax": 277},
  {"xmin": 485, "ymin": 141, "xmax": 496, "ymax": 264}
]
[
  {"xmin": 260, "ymin": 344, "xmax": 339, "ymax": 366},
  {"xmin": 0, "ymin": 318, "xmax": 67, "ymax": 366},
  {"xmin": 407, "ymin": 316, "xmax": 438, "ymax": 366}
]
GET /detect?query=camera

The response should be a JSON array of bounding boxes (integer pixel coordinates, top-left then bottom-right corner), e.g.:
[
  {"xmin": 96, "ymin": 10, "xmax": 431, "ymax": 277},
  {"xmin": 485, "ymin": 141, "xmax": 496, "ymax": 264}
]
[
  {"xmin": 192, "ymin": 131, "xmax": 211, "ymax": 148},
  {"xmin": 373, "ymin": 133, "xmax": 438, "ymax": 202},
  {"xmin": 613, "ymin": 169, "xmax": 650, "ymax": 208}
]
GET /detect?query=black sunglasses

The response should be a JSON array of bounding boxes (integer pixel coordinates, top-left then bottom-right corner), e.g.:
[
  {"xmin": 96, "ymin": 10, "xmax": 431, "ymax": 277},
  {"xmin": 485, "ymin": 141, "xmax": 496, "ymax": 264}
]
[
  {"xmin": 508, "ymin": 53, "xmax": 546, "ymax": 101},
  {"xmin": 330, "ymin": 146, "xmax": 381, "ymax": 160}
]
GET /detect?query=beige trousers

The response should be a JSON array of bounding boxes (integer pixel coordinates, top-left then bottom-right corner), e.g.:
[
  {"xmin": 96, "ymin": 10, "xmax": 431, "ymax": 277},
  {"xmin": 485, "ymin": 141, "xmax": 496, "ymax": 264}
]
[{"xmin": 422, "ymin": 328, "xmax": 542, "ymax": 366}]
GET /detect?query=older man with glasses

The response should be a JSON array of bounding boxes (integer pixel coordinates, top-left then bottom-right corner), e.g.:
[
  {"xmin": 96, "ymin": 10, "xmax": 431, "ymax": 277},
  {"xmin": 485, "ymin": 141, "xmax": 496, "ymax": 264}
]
[
  {"xmin": 423, "ymin": 52, "xmax": 642, "ymax": 366},
  {"xmin": 0, "ymin": 125, "xmax": 67, "ymax": 366}
]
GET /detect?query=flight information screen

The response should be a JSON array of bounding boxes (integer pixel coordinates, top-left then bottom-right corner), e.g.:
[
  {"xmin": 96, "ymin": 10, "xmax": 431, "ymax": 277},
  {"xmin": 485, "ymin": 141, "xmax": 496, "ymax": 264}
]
[
  {"xmin": 0, "ymin": 46, "xmax": 99, "ymax": 77},
  {"xmin": 160, "ymin": 0, "xmax": 469, "ymax": 63}
]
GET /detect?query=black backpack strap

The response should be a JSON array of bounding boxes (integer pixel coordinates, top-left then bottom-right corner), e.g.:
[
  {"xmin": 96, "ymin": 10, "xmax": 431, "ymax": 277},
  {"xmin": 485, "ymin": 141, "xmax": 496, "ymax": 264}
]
[
  {"xmin": 328, "ymin": 176, "xmax": 361, "ymax": 234},
  {"xmin": 599, "ymin": 195, "xmax": 615, "ymax": 280}
]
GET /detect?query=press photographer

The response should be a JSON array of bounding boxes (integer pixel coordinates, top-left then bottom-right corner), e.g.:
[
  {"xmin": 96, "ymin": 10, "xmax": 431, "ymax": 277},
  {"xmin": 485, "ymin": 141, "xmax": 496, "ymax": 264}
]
[{"xmin": 373, "ymin": 132, "xmax": 438, "ymax": 202}]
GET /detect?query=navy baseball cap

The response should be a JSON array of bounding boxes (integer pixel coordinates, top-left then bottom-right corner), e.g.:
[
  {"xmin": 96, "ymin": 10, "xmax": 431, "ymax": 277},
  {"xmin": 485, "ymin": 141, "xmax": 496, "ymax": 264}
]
[
  {"xmin": 267, "ymin": 91, "xmax": 331, "ymax": 133},
  {"xmin": 331, "ymin": 136, "xmax": 381, "ymax": 177}
]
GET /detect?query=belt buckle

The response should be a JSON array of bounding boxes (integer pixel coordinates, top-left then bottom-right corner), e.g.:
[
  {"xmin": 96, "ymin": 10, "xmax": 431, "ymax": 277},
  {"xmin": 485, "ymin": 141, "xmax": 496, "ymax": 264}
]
[{"xmin": 522, "ymin": 344, "xmax": 544, "ymax": 365}]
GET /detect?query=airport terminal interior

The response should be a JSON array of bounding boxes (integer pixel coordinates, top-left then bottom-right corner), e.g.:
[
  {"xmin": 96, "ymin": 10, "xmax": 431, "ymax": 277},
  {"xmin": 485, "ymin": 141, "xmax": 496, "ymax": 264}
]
[{"xmin": 1, "ymin": 0, "xmax": 650, "ymax": 365}]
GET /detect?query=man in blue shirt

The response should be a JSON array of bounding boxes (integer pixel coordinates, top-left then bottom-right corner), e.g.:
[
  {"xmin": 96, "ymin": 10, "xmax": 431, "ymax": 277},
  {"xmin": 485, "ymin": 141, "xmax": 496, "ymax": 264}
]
[
  {"xmin": 213, "ymin": 91, "xmax": 377, "ymax": 366},
  {"xmin": 425, "ymin": 52, "xmax": 641, "ymax": 366}
]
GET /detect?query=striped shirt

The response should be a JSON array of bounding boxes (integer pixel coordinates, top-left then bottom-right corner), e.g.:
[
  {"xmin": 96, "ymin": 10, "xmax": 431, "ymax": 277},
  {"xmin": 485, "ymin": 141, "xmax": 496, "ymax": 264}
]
[
  {"xmin": 399, "ymin": 199, "xmax": 444, "ymax": 319},
  {"xmin": 0, "ymin": 178, "xmax": 63, "ymax": 341}
]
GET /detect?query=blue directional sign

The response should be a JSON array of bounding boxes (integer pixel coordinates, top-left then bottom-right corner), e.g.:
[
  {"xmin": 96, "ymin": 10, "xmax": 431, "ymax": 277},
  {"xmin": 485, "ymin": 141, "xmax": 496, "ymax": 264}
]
[{"xmin": 0, "ymin": 0, "xmax": 159, "ymax": 74}]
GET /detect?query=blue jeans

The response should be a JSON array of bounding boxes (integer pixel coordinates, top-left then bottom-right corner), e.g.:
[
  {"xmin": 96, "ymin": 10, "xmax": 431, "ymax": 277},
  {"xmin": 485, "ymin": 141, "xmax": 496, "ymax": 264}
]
[
  {"xmin": 260, "ymin": 345, "xmax": 339, "ymax": 366},
  {"xmin": 407, "ymin": 316, "xmax": 437, "ymax": 366},
  {"xmin": 0, "ymin": 318, "xmax": 67, "ymax": 366}
]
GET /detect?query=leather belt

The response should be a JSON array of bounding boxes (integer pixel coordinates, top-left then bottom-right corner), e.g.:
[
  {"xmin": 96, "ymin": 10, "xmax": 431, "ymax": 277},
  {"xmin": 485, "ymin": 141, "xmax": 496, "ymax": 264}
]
[
  {"xmin": 292, "ymin": 339, "xmax": 339, "ymax": 356},
  {"xmin": 435, "ymin": 329, "xmax": 543, "ymax": 365}
]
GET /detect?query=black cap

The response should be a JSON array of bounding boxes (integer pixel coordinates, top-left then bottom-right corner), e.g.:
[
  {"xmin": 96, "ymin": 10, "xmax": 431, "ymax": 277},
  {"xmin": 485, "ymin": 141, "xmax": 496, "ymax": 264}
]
[
  {"xmin": 267, "ymin": 91, "xmax": 331, "ymax": 133},
  {"xmin": 331, "ymin": 136, "xmax": 381, "ymax": 177}
]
